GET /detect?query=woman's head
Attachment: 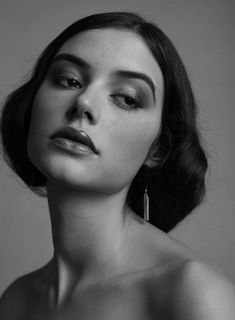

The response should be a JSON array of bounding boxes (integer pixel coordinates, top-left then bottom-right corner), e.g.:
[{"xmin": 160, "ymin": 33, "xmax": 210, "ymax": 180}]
[
  {"xmin": 0, "ymin": 12, "xmax": 208, "ymax": 232},
  {"xmin": 27, "ymin": 28, "xmax": 164, "ymax": 195}
]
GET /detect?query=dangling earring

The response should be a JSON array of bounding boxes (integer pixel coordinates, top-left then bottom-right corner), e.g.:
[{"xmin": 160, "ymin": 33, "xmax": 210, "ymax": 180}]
[{"xmin": 144, "ymin": 188, "xmax": 150, "ymax": 221}]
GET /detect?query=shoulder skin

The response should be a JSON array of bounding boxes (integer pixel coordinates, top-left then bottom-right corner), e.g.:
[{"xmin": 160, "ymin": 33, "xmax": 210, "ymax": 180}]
[{"xmin": 165, "ymin": 260, "xmax": 235, "ymax": 320}]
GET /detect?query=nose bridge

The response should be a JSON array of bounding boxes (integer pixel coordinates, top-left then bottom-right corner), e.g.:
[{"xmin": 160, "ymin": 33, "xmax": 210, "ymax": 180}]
[{"xmin": 67, "ymin": 83, "xmax": 101, "ymax": 124}]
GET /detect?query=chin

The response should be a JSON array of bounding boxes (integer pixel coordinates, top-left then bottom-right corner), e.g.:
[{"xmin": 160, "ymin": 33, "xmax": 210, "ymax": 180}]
[{"xmin": 28, "ymin": 146, "xmax": 135, "ymax": 195}]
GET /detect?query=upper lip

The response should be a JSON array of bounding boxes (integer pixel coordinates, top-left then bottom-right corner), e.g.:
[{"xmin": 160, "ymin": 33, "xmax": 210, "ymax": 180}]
[{"xmin": 50, "ymin": 127, "xmax": 99, "ymax": 154}]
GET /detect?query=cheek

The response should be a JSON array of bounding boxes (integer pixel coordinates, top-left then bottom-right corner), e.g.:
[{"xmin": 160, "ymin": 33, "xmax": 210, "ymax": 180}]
[
  {"xmin": 104, "ymin": 114, "xmax": 160, "ymax": 183},
  {"xmin": 29, "ymin": 88, "xmax": 61, "ymax": 132},
  {"xmin": 27, "ymin": 89, "xmax": 60, "ymax": 167}
]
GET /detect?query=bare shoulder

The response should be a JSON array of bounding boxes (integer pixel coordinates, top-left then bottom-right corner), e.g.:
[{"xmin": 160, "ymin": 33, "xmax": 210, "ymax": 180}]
[
  {"xmin": 166, "ymin": 259, "xmax": 235, "ymax": 319},
  {"xmin": 141, "ymin": 225, "xmax": 235, "ymax": 320},
  {"xmin": 134, "ymin": 223, "xmax": 233, "ymax": 318}
]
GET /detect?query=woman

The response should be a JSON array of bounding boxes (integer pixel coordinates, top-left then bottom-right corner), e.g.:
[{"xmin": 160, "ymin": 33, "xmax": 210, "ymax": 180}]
[{"xmin": 0, "ymin": 11, "xmax": 234, "ymax": 319}]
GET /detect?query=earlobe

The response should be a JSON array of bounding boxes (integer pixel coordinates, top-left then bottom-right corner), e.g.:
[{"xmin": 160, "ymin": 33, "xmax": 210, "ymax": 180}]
[
  {"xmin": 144, "ymin": 158, "xmax": 157, "ymax": 168},
  {"xmin": 144, "ymin": 151, "xmax": 161, "ymax": 168},
  {"xmin": 144, "ymin": 138, "xmax": 161, "ymax": 168}
]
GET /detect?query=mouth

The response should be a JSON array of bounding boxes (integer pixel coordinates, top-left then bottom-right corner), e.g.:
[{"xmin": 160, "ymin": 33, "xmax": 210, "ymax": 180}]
[{"xmin": 50, "ymin": 127, "xmax": 99, "ymax": 155}]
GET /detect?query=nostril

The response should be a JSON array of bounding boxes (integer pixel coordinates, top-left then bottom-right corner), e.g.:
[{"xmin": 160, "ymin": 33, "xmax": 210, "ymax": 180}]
[
  {"xmin": 66, "ymin": 104, "xmax": 96, "ymax": 124},
  {"xmin": 84, "ymin": 111, "xmax": 93, "ymax": 122}
]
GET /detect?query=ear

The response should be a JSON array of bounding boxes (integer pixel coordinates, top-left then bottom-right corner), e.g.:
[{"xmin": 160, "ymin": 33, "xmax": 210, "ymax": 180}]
[
  {"xmin": 144, "ymin": 157, "xmax": 160, "ymax": 169},
  {"xmin": 144, "ymin": 137, "xmax": 162, "ymax": 168},
  {"xmin": 144, "ymin": 146, "xmax": 160, "ymax": 169}
]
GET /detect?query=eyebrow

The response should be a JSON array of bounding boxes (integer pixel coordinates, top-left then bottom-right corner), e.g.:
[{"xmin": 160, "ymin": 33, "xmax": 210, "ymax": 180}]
[
  {"xmin": 51, "ymin": 53, "xmax": 90, "ymax": 69},
  {"xmin": 51, "ymin": 53, "xmax": 156, "ymax": 101}
]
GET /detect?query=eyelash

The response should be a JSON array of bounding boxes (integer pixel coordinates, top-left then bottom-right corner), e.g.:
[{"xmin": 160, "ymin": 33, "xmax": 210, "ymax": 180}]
[
  {"xmin": 110, "ymin": 94, "xmax": 143, "ymax": 110},
  {"xmin": 53, "ymin": 74, "xmax": 82, "ymax": 89},
  {"xmin": 52, "ymin": 74, "xmax": 143, "ymax": 110}
]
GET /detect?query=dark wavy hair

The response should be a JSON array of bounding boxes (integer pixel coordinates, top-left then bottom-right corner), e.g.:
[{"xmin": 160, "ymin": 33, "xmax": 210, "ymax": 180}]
[{"xmin": 0, "ymin": 12, "xmax": 208, "ymax": 232}]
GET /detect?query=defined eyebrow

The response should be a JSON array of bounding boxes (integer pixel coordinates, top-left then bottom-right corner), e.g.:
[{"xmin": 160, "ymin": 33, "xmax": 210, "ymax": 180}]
[
  {"xmin": 51, "ymin": 53, "xmax": 156, "ymax": 101},
  {"xmin": 51, "ymin": 53, "xmax": 90, "ymax": 69}
]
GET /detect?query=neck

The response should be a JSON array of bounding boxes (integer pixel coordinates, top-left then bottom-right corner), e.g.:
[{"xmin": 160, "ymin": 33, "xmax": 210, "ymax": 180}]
[{"xmin": 46, "ymin": 181, "xmax": 135, "ymax": 305}]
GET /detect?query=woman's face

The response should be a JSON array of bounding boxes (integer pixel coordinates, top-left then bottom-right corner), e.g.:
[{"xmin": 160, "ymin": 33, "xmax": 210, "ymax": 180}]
[{"xmin": 27, "ymin": 28, "xmax": 164, "ymax": 194}]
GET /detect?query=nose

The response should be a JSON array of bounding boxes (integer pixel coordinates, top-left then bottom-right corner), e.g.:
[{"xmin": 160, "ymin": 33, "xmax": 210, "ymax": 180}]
[{"xmin": 66, "ymin": 88, "xmax": 99, "ymax": 125}]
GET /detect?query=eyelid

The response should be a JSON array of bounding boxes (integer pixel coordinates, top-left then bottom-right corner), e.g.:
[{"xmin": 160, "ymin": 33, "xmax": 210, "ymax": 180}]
[
  {"xmin": 49, "ymin": 60, "xmax": 90, "ymax": 82},
  {"xmin": 50, "ymin": 71, "xmax": 82, "ymax": 88},
  {"xmin": 48, "ymin": 62, "xmax": 83, "ymax": 78},
  {"xmin": 111, "ymin": 93, "xmax": 143, "ymax": 110},
  {"xmin": 111, "ymin": 81, "xmax": 151, "ymax": 102},
  {"xmin": 51, "ymin": 69, "xmax": 81, "ymax": 78},
  {"xmin": 112, "ymin": 84, "xmax": 146, "ymax": 101}
]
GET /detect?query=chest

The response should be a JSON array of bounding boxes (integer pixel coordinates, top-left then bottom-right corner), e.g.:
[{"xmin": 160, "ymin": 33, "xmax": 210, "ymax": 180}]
[
  {"xmin": 28, "ymin": 265, "xmax": 180, "ymax": 320},
  {"xmin": 29, "ymin": 280, "xmax": 159, "ymax": 320}
]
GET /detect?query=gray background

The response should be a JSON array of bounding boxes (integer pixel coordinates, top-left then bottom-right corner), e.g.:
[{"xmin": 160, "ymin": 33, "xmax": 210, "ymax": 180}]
[{"xmin": 0, "ymin": 0, "xmax": 234, "ymax": 294}]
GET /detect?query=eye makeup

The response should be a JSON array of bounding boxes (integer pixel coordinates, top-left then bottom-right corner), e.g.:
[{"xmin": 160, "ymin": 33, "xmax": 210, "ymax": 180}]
[
  {"xmin": 112, "ymin": 70, "xmax": 156, "ymax": 103},
  {"xmin": 49, "ymin": 53, "xmax": 156, "ymax": 101},
  {"xmin": 46, "ymin": 54, "xmax": 156, "ymax": 109},
  {"xmin": 110, "ymin": 80, "xmax": 153, "ymax": 109},
  {"xmin": 46, "ymin": 60, "xmax": 85, "ymax": 88}
]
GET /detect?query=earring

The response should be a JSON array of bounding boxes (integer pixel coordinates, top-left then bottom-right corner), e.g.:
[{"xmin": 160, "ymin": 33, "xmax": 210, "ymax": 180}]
[{"xmin": 144, "ymin": 188, "xmax": 149, "ymax": 221}]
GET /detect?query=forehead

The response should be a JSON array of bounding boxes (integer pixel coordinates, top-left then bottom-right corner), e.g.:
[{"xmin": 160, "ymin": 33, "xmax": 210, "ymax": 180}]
[{"xmin": 56, "ymin": 28, "xmax": 163, "ymax": 90}]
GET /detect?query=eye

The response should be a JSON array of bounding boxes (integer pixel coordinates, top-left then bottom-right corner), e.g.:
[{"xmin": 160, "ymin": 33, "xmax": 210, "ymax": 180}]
[
  {"xmin": 53, "ymin": 73, "xmax": 82, "ymax": 89},
  {"xmin": 111, "ymin": 94, "xmax": 142, "ymax": 109}
]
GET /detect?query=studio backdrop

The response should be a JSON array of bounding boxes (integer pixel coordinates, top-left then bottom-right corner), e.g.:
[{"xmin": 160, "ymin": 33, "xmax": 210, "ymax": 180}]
[{"xmin": 0, "ymin": 0, "xmax": 234, "ymax": 294}]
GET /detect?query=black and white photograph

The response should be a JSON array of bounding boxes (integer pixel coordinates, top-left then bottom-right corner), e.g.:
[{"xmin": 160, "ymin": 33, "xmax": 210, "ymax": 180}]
[{"xmin": 0, "ymin": 0, "xmax": 235, "ymax": 319}]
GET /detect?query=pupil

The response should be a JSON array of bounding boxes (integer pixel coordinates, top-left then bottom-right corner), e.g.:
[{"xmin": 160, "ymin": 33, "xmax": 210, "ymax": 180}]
[
  {"xmin": 125, "ymin": 97, "xmax": 134, "ymax": 105},
  {"xmin": 68, "ymin": 78, "xmax": 77, "ymax": 86}
]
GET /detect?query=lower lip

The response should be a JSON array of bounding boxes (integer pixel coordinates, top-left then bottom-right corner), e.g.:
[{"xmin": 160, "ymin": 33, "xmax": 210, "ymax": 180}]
[{"xmin": 50, "ymin": 138, "xmax": 95, "ymax": 155}]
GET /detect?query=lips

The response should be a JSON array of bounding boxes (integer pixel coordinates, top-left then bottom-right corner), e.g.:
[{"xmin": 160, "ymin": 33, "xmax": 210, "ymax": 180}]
[{"xmin": 50, "ymin": 127, "xmax": 99, "ymax": 155}]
